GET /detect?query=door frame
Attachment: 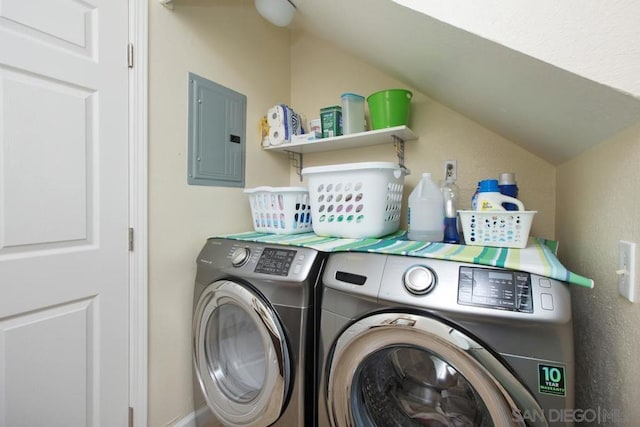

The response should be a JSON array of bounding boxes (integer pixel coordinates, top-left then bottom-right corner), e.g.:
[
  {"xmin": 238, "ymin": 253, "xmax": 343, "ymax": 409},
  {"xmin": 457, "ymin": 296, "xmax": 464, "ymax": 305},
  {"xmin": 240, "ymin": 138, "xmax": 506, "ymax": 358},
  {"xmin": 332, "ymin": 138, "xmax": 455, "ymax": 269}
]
[{"xmin": 129, "ymin": 0, "xmax": 149, "ymax": 425}]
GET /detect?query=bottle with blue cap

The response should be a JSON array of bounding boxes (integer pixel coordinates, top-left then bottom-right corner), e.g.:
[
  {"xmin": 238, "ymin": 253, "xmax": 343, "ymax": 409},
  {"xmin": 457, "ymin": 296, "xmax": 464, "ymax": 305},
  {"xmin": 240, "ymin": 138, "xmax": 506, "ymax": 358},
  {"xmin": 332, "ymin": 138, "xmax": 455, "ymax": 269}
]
[
  {"xmin": 476, "ymin": 179, "xmax": 524, "ymax": 211},
  {"xmin": 441, "ymin": 175, "xmax": 460, "ymax": 243},
  {"xmin": 471, "ymin": 181, "xmax": 481, "ymax": 210}
]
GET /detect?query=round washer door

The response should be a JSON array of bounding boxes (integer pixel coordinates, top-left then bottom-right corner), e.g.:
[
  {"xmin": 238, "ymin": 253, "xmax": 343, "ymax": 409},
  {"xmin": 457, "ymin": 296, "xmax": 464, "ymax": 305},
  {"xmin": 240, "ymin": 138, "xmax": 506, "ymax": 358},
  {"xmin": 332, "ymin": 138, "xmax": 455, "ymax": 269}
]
[
  {"xmin": 193, "ymin": 280, "xmax": 291, "ymax": 427},
  {"xmin": 326, "ymin": 312, "xmax": 547, "ymax": 427}
]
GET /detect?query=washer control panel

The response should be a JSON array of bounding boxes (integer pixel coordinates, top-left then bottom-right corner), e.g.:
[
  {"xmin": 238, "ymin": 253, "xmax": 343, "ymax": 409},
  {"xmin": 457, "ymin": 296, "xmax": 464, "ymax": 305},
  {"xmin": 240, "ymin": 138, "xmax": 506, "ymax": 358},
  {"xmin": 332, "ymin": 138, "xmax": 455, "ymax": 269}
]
[
  {"xmin": 458, "ymin": 266, "xmax": 533, "ymax": 313},
  {"xmin": 220, "ymin": 242, "xmax": 311, "ymax": 278}
]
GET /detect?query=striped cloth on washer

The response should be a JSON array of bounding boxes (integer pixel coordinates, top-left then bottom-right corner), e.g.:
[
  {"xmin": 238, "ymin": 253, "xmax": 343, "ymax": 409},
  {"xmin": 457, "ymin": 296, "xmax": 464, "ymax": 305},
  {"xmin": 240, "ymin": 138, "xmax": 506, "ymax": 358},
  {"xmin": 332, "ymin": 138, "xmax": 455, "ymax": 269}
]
[{"xmin": 218, "ymin": 231, "xmax": 594, "ymax": 288}]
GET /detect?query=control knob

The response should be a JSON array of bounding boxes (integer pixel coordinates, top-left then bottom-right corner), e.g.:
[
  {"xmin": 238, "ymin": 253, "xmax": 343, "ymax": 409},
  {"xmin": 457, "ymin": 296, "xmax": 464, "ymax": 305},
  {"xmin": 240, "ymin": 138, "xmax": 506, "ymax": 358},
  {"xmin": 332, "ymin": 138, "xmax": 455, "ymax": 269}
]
[
  {"xmin": 231, "ymin": 247, "xmax": 250, "ymax": 267},
  {"xmin": 403, "ymin": 265, "xmax": 436, "ymax": 295}
]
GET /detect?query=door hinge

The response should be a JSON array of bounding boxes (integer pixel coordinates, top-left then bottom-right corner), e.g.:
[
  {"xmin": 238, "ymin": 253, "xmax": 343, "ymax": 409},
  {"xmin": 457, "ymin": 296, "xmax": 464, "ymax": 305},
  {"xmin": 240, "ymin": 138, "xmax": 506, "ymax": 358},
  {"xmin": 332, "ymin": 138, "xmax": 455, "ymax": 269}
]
[
  {"xmin": 128, "ymin": 227, "xmax": 134, "ymax": 251},
  {"xmin": 128, "ymin": 406, "xmax": 134, "ymax": 427},
  {"xmin": 127, "ymin": 43, "xmax": 134, "ymax": 68}
]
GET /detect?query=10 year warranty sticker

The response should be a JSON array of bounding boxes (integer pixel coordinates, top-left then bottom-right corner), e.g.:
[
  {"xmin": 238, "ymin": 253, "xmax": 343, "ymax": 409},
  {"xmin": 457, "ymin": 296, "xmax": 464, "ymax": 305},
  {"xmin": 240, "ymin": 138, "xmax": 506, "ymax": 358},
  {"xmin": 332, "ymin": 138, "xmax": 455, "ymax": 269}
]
[{"xmin": 538, "ymin": 363, "xmax": 566, "ymax": 396}]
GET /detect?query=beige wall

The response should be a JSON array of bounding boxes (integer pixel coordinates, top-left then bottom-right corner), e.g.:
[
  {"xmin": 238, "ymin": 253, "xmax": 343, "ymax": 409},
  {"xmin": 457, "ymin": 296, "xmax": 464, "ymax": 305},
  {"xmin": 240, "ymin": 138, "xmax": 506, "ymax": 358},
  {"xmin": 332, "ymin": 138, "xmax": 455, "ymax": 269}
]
[
  {"xmin": 148, "ymin": 1, "xmax": 291, "ymax": 425},
  {"xmin": 290, "ymin": 32, "xmax": 556, "ymax": 238},
  {"xmin": 557, "ymin": 122, "xmax": 640, "ymax": 422},
  {"xmin": 148, "ymin": 9, "xmax": 563, "ymax": 426}
]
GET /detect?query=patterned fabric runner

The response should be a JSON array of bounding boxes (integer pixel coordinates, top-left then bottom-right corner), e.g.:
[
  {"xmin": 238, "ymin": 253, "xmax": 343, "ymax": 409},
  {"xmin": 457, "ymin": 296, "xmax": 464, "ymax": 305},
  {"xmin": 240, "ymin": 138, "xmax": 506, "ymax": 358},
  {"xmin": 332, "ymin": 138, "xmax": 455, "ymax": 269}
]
[{"xmin": 218, "ymin": 231, "xmax": 594, "ymax": 288}]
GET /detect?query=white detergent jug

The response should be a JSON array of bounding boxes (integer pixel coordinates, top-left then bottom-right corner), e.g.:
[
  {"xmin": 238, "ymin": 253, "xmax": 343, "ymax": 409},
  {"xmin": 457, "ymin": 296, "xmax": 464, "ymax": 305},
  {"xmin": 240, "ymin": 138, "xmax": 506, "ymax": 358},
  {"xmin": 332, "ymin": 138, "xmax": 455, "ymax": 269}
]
[
  {"xmin": 408, "ymin": 173, "xmax": 444, "ymax": 242},
  {"xmin": 476, "ymin": 179, "xmax": 524, "ymax": 211}
]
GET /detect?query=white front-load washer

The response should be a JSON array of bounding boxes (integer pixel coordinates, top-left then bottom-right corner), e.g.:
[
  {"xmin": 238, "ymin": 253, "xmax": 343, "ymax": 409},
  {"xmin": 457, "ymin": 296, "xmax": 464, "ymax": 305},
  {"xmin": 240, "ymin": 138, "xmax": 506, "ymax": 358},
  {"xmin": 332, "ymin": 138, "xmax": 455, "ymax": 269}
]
[
  {"xmin": 193, "ymin": 238, "xmax": 327, "ymax": 427},
  {"xmin": 318, "ymin": 252, "xmax": 574, "ymax": 427}
]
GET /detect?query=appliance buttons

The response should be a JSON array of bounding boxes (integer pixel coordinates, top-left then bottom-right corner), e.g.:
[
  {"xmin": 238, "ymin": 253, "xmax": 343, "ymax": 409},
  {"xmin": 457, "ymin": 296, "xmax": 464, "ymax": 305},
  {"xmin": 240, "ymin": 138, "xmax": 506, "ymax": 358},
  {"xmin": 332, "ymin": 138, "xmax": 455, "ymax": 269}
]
[
  {"xmin": 403, "ymin": 265, "xmax": 436, "ymax": 295},
  {"xmin": 230, "ymin": 247, "xmax": 250, "ymax": 267},
  {"xmin": 541, "ymin": 293, "xmax": 554, "ymax": 310}
]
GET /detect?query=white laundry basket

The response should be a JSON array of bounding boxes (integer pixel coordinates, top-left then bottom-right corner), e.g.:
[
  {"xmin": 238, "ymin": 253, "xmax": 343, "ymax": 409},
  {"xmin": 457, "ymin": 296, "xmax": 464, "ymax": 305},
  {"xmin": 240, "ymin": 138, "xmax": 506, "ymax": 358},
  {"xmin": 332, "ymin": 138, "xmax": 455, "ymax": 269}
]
[
  {"xmin": 244, "ymin": 187, "xmax": 312, "ymax": 234},
  {"xmin": 302, "ymin": 162, "xmax": 408, "ymax": 238},
  {"xmin": 458, "ymin": 210, "xmax": 537, "ymax": 249}
]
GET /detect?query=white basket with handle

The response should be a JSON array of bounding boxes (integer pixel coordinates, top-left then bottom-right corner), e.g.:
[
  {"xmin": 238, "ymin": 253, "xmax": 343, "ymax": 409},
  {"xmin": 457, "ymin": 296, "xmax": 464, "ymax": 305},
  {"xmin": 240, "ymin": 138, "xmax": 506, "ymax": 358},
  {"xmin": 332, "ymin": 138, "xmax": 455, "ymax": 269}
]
[
  {"xmin": 244, "ymin": 187, "xmax": 312, "ymax": 234},
  {"xmin": 458, "ymin": 210, "xmax": 537, "ymax": 249},
  {"xmin": 302, "ymin": 162, "xmax": 408, "ymax": 238}
]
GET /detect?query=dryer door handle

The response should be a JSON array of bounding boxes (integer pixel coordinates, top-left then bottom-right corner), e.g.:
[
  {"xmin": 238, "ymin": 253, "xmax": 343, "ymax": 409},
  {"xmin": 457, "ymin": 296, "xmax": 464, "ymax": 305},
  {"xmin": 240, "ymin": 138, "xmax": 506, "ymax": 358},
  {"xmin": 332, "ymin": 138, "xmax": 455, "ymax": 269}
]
[{"xmin": 335, "ymin": 271, "xmax": 367, "ymax": 286}]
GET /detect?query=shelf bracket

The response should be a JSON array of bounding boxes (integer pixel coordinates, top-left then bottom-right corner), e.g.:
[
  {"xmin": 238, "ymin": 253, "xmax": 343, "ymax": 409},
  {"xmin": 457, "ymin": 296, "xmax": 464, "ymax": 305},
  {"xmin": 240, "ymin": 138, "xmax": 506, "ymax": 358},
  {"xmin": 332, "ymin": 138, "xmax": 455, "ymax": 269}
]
[
  {"xmin": 159, "ymin": 0, "xmax": 174, "ymax": 9},
  {"xmin": 392, "ymin": 135, "xmax": 406, "ymax": 169},
  {"xmin": 287, "ymin": 151, "xmax": 304, "ymax": 182}
]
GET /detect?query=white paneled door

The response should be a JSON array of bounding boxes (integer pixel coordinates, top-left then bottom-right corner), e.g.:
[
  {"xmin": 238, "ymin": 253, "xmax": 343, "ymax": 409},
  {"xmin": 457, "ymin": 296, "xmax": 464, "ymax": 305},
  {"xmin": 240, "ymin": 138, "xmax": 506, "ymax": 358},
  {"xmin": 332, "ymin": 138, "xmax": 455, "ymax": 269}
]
[{"xmin": 0, "ymin": 1, "xmax": 130, "ymax": 426}]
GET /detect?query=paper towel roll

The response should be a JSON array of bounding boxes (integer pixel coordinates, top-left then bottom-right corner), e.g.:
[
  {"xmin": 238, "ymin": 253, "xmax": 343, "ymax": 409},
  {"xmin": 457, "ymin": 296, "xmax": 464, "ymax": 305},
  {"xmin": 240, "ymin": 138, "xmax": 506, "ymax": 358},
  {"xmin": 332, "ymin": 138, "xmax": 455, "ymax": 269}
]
[
  {"xmin": 268, "ymin": 126, "xmax": 287, "ymax": 146},
  {"xmin": 266, "ymin": 104, "xmax": 307, "ymax": 145},
  {"xmin": 267, "ymin": 105, "xmax": 286, "ymax": 127}
]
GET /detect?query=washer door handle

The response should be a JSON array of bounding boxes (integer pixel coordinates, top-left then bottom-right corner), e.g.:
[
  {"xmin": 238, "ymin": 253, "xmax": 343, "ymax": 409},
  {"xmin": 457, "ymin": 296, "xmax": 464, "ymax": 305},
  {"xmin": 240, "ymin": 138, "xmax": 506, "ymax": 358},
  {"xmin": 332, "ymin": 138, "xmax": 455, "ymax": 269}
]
[{"xmin": 327, "ymin": 312, "xmax": 547, "ymax": 427}]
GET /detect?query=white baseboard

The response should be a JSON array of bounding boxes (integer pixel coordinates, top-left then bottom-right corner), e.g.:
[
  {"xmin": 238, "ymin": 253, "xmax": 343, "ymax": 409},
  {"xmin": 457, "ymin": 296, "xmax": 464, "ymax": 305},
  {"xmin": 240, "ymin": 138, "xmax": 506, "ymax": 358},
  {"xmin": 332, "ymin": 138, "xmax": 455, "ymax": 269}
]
[{"xmin": 172, "ymin": 406, "xmax": 215, "ymax": 427}]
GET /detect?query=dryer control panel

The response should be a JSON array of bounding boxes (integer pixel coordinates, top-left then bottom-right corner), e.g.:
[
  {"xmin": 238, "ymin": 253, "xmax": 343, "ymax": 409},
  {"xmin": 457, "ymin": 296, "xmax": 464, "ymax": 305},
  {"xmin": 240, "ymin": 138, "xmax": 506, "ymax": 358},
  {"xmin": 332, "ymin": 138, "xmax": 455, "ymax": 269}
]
[
  {"xmin": 458, "ymin": 266, "xmax": 533, "ymax": 313},
  {"xmin": 212, "ymin": 240, "xmax": 322, "ymax": 282},
  {"xmin": 254, "ymin": 247, "xmax": 297, "ymax": 276}
]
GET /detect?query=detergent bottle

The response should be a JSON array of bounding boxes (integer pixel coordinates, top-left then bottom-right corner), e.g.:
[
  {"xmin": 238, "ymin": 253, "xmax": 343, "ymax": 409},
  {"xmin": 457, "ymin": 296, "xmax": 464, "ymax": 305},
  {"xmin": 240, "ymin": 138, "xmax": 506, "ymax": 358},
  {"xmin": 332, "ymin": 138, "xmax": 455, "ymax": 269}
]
[
  {"xmin": 498, "ymin": 172, "xmax": 519, "ymax": 211},
  {"xmin": 471, "ymin": 181, "xmax": 481, "ymax": 210},
  {"xmin": 476, "ymin": 179, "xmax": 524, "ymax": 211}
]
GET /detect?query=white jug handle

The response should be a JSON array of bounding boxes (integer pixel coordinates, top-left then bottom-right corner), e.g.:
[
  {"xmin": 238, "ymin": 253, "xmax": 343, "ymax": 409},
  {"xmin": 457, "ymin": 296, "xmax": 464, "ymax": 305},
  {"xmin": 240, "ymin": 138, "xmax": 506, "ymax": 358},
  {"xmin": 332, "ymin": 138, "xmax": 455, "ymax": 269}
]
[{"xmin": 504, "ymin": 195, "xmax": 525, "ymax": 211}]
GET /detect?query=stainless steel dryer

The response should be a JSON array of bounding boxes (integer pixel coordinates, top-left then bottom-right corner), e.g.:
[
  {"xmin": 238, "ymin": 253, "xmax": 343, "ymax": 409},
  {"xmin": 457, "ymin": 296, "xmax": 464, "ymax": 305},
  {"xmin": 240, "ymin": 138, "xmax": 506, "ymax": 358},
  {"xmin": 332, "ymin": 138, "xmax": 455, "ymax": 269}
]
[
  {"xmin": 193, "ymin": 238, "xmax": 326, "ymax": 427},
  {"xmin": 319, "ymin": 252, "xmax": 574, "ymax": 427}
]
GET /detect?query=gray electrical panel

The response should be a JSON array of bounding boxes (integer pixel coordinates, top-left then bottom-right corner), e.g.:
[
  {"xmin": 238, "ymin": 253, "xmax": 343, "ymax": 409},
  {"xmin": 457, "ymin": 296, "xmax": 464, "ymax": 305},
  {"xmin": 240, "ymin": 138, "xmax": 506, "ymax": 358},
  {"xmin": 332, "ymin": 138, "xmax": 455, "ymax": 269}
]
[{"xmin": 188, "ymin": 72, "xmax": 246, "ymax": 187}]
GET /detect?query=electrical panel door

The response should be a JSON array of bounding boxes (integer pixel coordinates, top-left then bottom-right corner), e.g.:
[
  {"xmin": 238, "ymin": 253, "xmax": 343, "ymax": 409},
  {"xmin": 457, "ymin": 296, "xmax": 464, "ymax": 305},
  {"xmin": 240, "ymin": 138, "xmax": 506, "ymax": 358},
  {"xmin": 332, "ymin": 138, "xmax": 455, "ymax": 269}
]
[{"xmin": 188, "ymin": 72, "xmax": 246, "ymax": 187}]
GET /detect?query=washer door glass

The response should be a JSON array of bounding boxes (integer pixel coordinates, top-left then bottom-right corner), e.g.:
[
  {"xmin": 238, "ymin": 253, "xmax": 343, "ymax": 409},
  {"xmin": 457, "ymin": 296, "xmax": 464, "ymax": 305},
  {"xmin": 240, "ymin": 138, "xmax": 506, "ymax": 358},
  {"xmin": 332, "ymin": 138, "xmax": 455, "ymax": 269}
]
[
  {"xmin": 352, "ymin": 346, "xmax": 491, "ymax": 426},
  {"xmin": 194, "ymin": 280, "xmax": 290, "ymax": 427},
  {"xmin": 205, "ymin": 302, "xmax": 266, "ymax": 403},
  {"xmin": 327, "ymin": 313, "xmax": 545, "ymax": 427}
]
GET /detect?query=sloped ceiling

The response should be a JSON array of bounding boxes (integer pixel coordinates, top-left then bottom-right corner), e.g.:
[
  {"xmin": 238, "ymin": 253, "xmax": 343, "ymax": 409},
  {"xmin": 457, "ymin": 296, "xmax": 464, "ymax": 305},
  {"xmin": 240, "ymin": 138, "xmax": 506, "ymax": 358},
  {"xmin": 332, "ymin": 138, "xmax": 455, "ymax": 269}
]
[{"xmin": 293, "ymin": 0, "xmax": 640, "ymax": 165}]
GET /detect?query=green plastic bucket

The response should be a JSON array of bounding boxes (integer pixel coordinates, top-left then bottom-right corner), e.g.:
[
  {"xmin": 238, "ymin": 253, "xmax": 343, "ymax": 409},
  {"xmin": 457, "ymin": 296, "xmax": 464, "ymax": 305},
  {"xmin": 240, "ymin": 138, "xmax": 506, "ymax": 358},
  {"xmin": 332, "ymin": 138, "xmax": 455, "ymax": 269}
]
[{"xmin": 367, "ymin": 89, "xmax": 413, "ymax": 129}]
